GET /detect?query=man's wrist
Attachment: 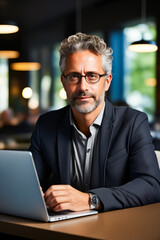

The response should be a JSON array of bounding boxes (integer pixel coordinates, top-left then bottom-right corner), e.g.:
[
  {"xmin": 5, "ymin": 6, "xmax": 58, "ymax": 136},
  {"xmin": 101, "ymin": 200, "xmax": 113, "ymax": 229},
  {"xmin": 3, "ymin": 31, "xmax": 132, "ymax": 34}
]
[{"xmin": 88, "ymin": 193, "xmax": 102, "ymax": 210}]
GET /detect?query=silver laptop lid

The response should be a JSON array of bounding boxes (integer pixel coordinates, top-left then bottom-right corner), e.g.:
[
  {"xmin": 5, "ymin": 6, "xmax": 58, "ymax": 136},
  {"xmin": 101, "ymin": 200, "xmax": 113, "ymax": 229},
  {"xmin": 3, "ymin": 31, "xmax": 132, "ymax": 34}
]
[
  {"xmin": 0, "ymin": 150, "xmax": 49, "ymax": 222},
  {"xmin": 0, "ymin": 150, "xmax": 97, "ymax": 222}
]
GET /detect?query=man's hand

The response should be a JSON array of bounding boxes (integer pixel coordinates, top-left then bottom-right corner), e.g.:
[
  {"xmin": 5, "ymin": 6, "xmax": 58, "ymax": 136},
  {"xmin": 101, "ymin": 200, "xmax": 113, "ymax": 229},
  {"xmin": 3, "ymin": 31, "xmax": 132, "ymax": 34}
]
[
  {"xmin": 44, "ymin": 185, "xmax": 90, "ymax": 212},
  {"xmin": 40, "ymin": 186, "xmax": 44, "ymax": 196}
]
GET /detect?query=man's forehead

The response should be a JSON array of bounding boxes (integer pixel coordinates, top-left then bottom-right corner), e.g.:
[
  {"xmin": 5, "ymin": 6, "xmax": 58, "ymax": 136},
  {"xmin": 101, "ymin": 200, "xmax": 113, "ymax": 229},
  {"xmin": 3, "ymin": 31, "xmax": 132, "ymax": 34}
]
[
  {"xmin": 63, "ymin": 51, "xmax": 103, "ymax": 75},
  {"xmin": 65, "ymin": 50, "xmax": 102, "ymax": 65}
]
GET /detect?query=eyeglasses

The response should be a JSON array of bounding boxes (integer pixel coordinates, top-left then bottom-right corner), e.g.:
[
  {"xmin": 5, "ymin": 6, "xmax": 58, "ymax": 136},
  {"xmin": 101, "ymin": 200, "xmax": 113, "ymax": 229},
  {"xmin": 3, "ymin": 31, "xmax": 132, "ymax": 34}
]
[{"xmin": 62, "ymin": 72, "xmax": 106, "ymax": 84}]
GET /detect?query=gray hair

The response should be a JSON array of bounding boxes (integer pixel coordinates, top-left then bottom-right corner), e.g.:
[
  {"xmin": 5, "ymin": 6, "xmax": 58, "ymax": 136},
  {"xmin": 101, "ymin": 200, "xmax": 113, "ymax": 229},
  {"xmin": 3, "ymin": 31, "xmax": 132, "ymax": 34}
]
[{"xmin": 59, "ymin": 32, "xmax": 113, "ymax": 75}]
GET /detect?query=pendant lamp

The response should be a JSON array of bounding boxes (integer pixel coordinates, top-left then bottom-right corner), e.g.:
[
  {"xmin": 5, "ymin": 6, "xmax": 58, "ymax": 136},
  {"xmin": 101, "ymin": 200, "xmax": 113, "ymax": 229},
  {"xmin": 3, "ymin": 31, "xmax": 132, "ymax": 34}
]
[
  {"xmin": 128, "ymin": 39, "xmax": 158, "ymax": 53},
  {"xmin": 0, "ymin": 50, "xmax": 20, "ymax": 59},
  {"xmin": 128, "ymin": 0, "xmax": 158, "ymax": 53},
  {"xmin": 10, "ymin": 62, "xmax": 41, "ymax": 71},
  {"xmin": 0, "ymin": 21, "xmax": 19, "ymax": 34}
]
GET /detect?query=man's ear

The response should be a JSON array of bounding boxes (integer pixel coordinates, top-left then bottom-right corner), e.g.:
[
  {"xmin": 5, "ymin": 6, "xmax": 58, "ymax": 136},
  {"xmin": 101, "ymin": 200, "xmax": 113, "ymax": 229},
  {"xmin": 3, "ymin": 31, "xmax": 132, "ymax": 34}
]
[
  {"xmin": 61, "ymin": 75, "xmax": 66, "ymax": 89},
  {"xmin": 105, "ymin": 74, "xmax": 112, "ymax": 91}
]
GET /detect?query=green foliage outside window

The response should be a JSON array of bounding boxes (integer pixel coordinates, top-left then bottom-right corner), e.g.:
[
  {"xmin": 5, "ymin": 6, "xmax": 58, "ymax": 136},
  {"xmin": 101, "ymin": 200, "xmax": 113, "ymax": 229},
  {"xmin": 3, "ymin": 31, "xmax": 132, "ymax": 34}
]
[{"xmin": 124, "ymin": 23, "xmax": 157, "ymax": 121}]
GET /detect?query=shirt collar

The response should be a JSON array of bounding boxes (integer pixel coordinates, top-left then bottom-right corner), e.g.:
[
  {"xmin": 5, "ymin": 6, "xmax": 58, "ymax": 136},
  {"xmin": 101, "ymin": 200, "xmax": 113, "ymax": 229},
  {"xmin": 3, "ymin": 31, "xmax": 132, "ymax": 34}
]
[{"xmin": 70, "ymin": 102, "xmax": 105, "ymax": 128}]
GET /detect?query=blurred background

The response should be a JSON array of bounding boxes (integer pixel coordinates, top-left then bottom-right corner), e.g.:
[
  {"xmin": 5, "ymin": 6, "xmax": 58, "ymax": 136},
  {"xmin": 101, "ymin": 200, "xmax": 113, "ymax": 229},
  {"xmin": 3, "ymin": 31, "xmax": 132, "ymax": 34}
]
[{"xmin": 0, "ymin": 0, "xmax": 160, "ymax": 150}]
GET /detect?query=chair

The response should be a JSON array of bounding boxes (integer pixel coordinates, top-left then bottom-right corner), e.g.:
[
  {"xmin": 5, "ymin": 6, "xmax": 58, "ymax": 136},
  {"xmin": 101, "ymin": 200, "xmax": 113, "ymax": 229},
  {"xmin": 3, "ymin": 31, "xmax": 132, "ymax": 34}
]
[{"xmin": 155, "ymin": 150, "xmax": 160, "ymax": 169}]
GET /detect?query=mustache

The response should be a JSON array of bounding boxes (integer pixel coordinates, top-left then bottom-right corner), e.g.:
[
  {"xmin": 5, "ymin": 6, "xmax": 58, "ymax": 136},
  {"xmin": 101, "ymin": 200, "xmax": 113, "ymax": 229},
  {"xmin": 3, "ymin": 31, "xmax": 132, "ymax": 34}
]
[{"xmin": 72, "ymin": 91, "xmax": 95, "ymax": 99}]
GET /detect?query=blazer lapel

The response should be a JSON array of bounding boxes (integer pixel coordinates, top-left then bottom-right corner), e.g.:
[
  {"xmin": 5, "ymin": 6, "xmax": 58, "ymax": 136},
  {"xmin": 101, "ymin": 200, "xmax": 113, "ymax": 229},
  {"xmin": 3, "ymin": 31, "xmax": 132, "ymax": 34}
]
[
  {"xmin": 58, "ymin": 108, "xmax": 72, "ymax": 184},
  {"xmin": 98, "ymin": 100, "xmax": 115, "ymax": 186},
  {"xmin": 57, "ymin": 101, "xmax": 115, "ymax": 187}
]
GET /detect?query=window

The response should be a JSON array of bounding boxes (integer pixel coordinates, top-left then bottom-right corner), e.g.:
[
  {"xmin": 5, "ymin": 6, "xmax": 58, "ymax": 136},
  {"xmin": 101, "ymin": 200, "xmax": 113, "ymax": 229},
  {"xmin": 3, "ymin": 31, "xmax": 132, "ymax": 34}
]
[
  {"xmin": 124, "ymin": 23, "xmax": 157, "ymax": 121},
  {"xmin": 110, "ymin": 22, "xmax": 157, "ymax": 121},
  {"xmin": 0, "ymin": 59, "xmax": 9, "ymax": 112}
]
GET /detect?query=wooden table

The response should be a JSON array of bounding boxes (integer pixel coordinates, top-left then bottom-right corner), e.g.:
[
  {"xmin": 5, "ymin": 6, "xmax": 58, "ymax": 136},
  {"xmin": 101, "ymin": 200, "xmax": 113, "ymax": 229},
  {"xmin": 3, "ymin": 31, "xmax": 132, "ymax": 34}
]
[{"xmin": 0, "ymin": 203, "xmax": 160, "ymax": 240}]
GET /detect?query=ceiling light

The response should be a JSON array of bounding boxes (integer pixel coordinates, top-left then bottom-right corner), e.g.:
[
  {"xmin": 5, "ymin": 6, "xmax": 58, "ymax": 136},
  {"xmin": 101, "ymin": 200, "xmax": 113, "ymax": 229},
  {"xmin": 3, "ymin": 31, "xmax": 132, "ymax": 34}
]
[
  {"xmin": 128, "ymin": 40, "xmax": 158, "ymax": 53},
  {"xmin": 10, "ymin": 62, "xmax": 41, "ymax": 71},
  {"xmin": 129, "ymin": 0, "xmax": 158, "ymax": 53},
  {"xmin": 0, "ymin": 50, "xmax": 20, "ymax": 59},
  {"xmin": 0, "ymin": 24, "xmax": 19, "ymax": 34}
]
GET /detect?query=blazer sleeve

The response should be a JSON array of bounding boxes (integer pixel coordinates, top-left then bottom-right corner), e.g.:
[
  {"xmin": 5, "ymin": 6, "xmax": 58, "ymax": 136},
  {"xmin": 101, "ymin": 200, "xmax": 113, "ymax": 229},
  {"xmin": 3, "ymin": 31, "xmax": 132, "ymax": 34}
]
[
  {"xmin": 29, "ymin": 117, "xmax": 52, "ymax": 190},
  {"xmin": 90, "ymin": 111, "xmax": 160, "ymax": 212}
]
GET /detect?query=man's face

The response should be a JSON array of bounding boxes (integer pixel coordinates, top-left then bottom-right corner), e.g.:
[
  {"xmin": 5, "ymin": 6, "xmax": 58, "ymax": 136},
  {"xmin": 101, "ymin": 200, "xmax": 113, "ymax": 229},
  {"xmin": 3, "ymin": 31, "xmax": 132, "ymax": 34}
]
[{"xmin": 61, "ymin": 50, "xmax": 112, "ymax": 114}]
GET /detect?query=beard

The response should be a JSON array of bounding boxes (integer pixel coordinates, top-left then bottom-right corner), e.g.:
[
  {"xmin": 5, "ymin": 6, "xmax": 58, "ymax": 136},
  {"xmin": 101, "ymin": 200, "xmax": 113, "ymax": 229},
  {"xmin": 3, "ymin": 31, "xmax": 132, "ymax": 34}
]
[{"xmin": 67, "ymin": 90, "xmax": 105, "ymax": 114}]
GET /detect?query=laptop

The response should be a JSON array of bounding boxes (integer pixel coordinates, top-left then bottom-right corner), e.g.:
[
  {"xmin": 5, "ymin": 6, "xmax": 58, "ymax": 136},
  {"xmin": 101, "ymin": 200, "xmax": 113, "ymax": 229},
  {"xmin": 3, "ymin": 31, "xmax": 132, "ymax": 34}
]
[{"xmin": 0, "ymin": 150, "xmax": 97, "ymax": 222}]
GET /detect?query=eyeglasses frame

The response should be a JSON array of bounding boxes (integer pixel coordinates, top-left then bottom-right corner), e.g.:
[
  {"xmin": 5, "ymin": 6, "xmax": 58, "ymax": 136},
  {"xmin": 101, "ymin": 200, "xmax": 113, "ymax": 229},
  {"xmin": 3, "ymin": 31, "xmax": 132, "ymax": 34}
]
[{"xmin": 62, "ymin": 73, "xmax": 107, "ymax": 84}]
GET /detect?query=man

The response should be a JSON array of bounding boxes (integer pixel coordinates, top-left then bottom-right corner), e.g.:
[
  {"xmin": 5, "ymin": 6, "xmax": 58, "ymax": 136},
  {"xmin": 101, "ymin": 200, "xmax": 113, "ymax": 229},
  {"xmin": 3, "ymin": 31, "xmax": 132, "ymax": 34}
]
[{"xmin": 30, "ymin": 33, "xmax": 160, "ymax": 213}]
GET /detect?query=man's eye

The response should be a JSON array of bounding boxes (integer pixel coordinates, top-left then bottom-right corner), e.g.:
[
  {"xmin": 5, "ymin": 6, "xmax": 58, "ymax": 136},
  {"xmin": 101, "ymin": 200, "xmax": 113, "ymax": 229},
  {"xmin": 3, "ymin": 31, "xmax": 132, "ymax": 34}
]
[
  {"xmin": 70, "ymin": 74, "xmax": 79, "ymax": 79},
  {"xmin": 88, "ymin": 73, "xmax": 97, "ymax": 79}
]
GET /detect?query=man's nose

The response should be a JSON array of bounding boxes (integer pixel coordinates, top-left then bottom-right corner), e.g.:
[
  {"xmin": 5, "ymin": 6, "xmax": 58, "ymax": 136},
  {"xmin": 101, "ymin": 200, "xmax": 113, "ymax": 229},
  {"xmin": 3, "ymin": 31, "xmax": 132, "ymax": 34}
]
[{"xmin": 78, "ymin": 76, "xmax": 88, "ymax": 91}]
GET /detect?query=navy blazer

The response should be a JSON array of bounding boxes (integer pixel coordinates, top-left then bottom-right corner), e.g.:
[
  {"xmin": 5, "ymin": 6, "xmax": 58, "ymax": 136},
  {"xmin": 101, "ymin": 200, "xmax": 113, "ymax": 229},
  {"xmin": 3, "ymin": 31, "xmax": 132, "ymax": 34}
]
[{"xmin": 30, "ymin": 100, "xmax": 160, "ymax": 211}]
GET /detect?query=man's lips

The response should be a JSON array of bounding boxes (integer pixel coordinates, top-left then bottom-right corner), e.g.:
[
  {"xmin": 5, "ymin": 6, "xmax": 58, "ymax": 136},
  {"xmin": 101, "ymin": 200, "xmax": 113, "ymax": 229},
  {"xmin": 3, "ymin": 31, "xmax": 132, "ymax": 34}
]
[
  {"xmin": 75, "ymin": 96, "xmax": 92, "ymax": 102},
  {"xmin": 76, "ymin": 96, "xmax": 91, "ymax": 99}
]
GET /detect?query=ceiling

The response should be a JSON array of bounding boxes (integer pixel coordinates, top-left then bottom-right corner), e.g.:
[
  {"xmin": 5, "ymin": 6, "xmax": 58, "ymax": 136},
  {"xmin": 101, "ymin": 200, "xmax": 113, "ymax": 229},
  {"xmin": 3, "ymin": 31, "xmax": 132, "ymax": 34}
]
[
  {"xmin": 1, "ymin": 0, "xmax": 158, "ymax": 56},
  {"xmin": 0, "ymin": 0, "xmax": 108, "ymax": 31},
  {"xmin": 0, "ymin": 0, "xmax": 159, "ymax": 35}
]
